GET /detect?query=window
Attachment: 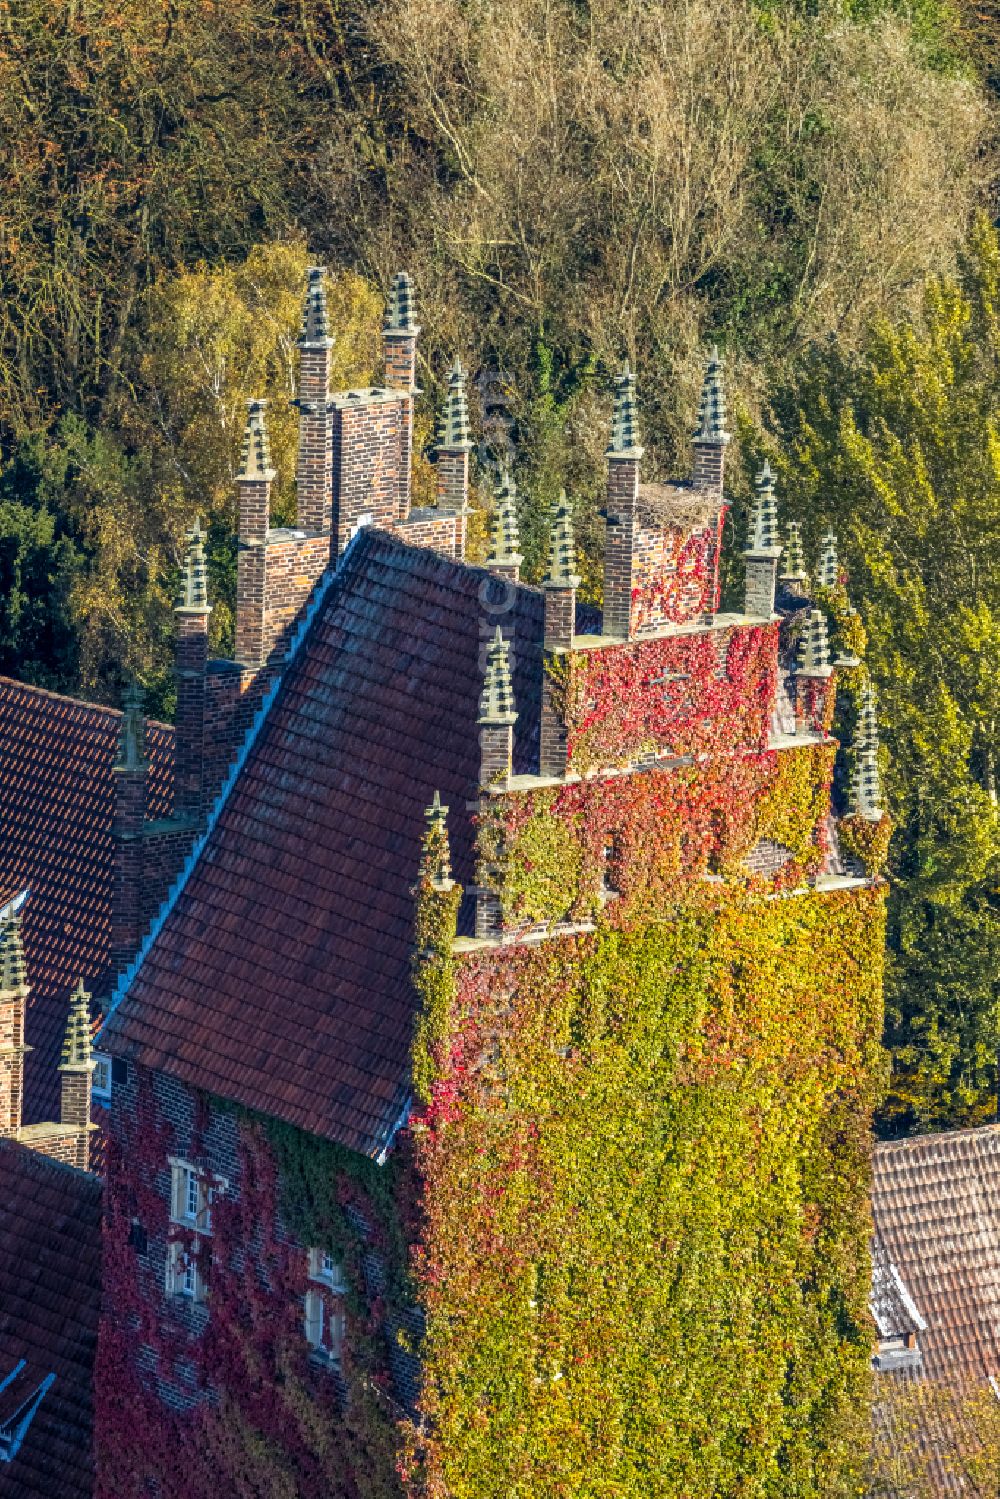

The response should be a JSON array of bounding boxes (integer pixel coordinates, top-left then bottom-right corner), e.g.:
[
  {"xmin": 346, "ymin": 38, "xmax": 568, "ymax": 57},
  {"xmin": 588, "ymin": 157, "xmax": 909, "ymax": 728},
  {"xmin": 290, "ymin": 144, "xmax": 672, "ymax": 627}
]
[
  {"xmin": 166, "ymin": 1159, "xmax": 225, "ymax": 1302},
  {"xmin": 305, "ymin": 1249, "xmax": 347, "ymax": 1363},
  {"xmin": 91, "ymin": 1053, "xmax": 112, "ymax": 1102},
  {"xmin": 308, "ymin": 1248, "xmax": 347, "ymax": 1293},
  {"xmin": 166, "ymin": 1241, "xmax": 204, "ymax": 1302},
  {"xmin": 304, "ymin": 1289, "xmax": 345, "ymax": 1364},
  {"xmin": 168, "ymin": 1158, "xmax": 216, "ymax": 1232}
]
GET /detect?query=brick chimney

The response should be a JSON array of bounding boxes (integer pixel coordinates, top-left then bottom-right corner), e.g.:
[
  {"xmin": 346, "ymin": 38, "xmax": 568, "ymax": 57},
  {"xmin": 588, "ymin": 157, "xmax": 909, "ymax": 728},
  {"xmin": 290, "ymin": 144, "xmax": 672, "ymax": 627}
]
[
  {"xmin": 540, "ymin": 493, "xmax": 580, "ymax": 777},
  {"xmin": 110, "ymin": 681, "xmax": 148, "ymax": 977},
  {"xmin": 295, "ymin": 267, "xmax": 334, "ymax": 535},
  {"xmin": 692, "ymin": 346, "xmax": 730, "ymax": 495},
  {"xmin": 0, "ymin": 908, "xmax": 30, "ymax": 1138},
  {"xmin": 487, "ymin": 470, "xmax": 523, "ymax": 583},
  {"xmin": 602, "ymin": 366, "xmax": 642, "ymax": 640},
  {"xmin": 235, "ymin": 400, "xmax": 275, "ymax": 671},
  {"xmin": 436, "ymin": 358, "xmax": 472, "ymax": 514},
  {"xmin": 383, "ymin": 271, "xmax": 419, "ymax": 521},
  {"xmin": 478, "ymin": 626, "xmax": 517, "ymax": 791},
  {"xmin": 174, "ymin": 519, "xmax": 212, "ymax": 821},
  {"xmin": 743, "ymin": 462, "xmax": 781, "ymax": 620},
  {"xmin": 59, "ymin": 980, "xmax": 94, "ymax": 1172}
]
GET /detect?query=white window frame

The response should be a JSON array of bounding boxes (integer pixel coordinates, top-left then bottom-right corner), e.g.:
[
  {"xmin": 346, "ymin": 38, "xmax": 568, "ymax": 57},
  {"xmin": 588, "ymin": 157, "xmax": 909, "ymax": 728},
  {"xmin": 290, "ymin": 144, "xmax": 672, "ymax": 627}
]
[
  {"xmin": 308, "ymin": 1247, "xmax": 347, "ymax": 1293},
  {"xmin": 305, "ymin": 1248, "xmax": 347, "ymax": 1362},
  {"xmin": 168, "ymin": 1158, "xmax": 224, "ymax": 1234},
  {"xmin": 165, "ymin": 1239, "xmax": 205, "ymax": 1302},
  {"xmin": 165, "ymin": 1159, "xmax": 226, "ymax": 1302},
  {"xmin": 91, "ymin": 1052, "xmax": 112, "ymax": 1102},
  {"xmin": 304, "ymin": 1287, "xmax": 345, "ymax": 1364}
]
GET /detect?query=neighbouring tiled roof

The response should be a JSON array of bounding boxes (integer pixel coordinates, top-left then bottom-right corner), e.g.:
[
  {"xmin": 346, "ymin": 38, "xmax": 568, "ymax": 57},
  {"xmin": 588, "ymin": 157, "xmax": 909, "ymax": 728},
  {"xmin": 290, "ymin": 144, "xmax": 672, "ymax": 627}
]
[
  {"xmin": 101, "ymin": 530, "xmax": 544, "ymax": 1156},
  {"xmin": 0, "ymin": 1138, "xmax": 101, "ymax": 1498},
  {"xmin": 0, "ymin": 679, "xmax": 174, "ymax": 1124},
  {"xmin": 873, "ymin": 1125, "xmax": 1000, "ymax": 1385},
  {"xmin": 872, "ymin": 1125, "xmax": 1000, "ymax": 1494}
]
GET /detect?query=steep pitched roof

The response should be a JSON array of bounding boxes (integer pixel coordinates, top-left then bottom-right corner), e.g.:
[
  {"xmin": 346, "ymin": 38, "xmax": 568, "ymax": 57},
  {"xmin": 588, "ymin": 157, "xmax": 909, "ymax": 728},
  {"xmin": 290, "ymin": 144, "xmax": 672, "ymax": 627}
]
[
  {"xmin": 100, "ymin": 530, "xmax": 543, "ymax": 1156},
  {"xmin": 0, "ymin": 1138, "xmax": 101, "ymax": 1498},
  {"xmin": 0, "ymin": 679, "xmax": 174, "ymax": 1123}
]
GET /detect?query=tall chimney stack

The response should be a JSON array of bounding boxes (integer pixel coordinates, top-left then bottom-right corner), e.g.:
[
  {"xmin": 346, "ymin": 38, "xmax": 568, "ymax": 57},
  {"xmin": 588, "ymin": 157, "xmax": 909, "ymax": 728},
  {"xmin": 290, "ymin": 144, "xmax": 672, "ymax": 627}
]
[
  {"xmin": 383, "ymin": 271, "xmax": 419, "ymax": 521},
  {"xmin": 295, "ymin": 267, "xmax": 334, "ymax": 535}
]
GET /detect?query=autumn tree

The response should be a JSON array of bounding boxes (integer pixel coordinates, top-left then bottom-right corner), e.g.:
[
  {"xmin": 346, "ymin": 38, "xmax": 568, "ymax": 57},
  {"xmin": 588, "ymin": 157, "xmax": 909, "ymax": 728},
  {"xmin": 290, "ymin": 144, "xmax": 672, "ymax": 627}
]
[{"xmin": 766, "ymin": 213, "xmax": 1000, "ymax": 1131}]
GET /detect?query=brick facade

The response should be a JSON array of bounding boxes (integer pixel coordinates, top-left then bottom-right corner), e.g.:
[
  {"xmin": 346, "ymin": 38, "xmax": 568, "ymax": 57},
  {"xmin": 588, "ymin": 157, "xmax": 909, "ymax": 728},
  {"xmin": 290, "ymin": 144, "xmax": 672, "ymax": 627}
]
[{"xmin": 330, "ymin": 390, "xmax": 407, "ymax": 557}]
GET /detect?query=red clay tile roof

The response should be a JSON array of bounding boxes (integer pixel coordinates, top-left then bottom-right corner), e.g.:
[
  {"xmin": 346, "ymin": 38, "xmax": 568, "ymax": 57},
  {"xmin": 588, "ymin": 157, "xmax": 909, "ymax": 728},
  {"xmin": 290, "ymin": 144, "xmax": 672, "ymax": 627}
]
[
  {"xmin": 873, "ymin": 1124, "xmax": 1000, "ymax": 1386},
  {"xmin": 0, "ymin": 679, "xmax": 173, "ymax": 1124},
  {"xmin": 101, "ymin": 529, "xmax": 543, "ymax": 1156},
  {"xmin": 872, "ymin": 1125, "xmax": 1000, "ymax": 1495},
  {"xmin": 0, "ymin": 1138, "xmax": 101, "ymax": 1498}
]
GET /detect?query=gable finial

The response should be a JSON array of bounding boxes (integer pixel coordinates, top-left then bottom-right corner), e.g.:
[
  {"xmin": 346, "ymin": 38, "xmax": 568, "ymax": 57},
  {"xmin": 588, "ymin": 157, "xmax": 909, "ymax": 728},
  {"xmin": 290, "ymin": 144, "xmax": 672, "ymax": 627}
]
[
  {"xmin": 851, "ymin": 683, "xmax": 883, "ymax": 820},
  {"xmin": 797, "ymin": 609, "xmax": 832, "ymax": 675},
  {"xmin": 179, "ymin": 518, "xmax": 210, "ymax": 611},
  {"xmin": 421, "ymin": 791, "xmax": 455, "ymax": 890},
  {"xmin": 545, "ymin": 491, "xmax": 581, "ymax": 588},
  {"xmin": 607, "ymin": 365, "xmax": 643, "ymax": 458},
  {"xmin": 489, "ymin": 470, "xmax": 523, "ymax": 568},
  {"xmin": 115, "ymin": 678, "xmax": 147, "ymax": 772},
  {"xmin": 478, "ymin": 627, "xmax": 518, "ymax": 727},
  {"xmin": 0, "ymin": 913, "xmax": 27, "ymax": 994},
  {"xmin": 818, "ymin": 528, "xmax": 839, "ymax": 589},
  {"xmin": 440, "ymin": 358, "xmax": 472, "ymax": 450},
  {"xmin": 384, "ymin": 271, "xmax": 417, "ymax": 333},
  {"xmin": 781, "ymin": 521, "xmax": 808, "ymax": 583},
  {"xmin": 299, "ymin": 265, "xmax": 333, "ymax": 348},
  {"xmin": 694, "ymin": 345, "xmax": 730, "ymax": 446},
  {"xmin": 237, "ymin": 399, "xmax": 276, "ymax": 484},
  {"xmin": 746, "ymin": 462, "xmax": 780, "ymax": 554},
  {"xmin": 59, "ymin": 979, "xmax": 92, "ymax": 1071}
]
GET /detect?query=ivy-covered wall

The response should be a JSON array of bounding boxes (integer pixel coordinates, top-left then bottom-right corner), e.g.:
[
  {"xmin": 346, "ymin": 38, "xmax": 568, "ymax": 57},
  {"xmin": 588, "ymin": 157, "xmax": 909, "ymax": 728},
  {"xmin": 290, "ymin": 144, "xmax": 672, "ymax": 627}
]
[
  {"xmin": 404, "ymin": 879, "xmax": 887, "ymax": 1499},
  {"xmin": 95, "ymin": 1066, "xmax": 407, "ymax": 1499},
  {"xmin": 404, "ymin": 613, "xmax": 888, "ymax": 1497}
]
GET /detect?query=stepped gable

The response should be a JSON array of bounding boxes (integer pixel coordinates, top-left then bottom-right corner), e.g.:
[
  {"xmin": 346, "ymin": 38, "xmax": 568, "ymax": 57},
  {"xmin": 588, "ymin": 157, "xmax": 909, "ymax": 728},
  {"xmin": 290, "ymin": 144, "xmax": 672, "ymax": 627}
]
[
  {"xmin": 0, "ymin": 1138, "xmax": 101, "ymax": 1498},
  {"xmin": 873, "ymin": 1124, "xmax": 1000, "ymax": 1385},
  {"xmin": 0, "ymin": 679, "xmax": 174, "ymax": 1123},
  {"xmin": 100, "ymin": 529, "xmax": 544, "ymax": 1157}
]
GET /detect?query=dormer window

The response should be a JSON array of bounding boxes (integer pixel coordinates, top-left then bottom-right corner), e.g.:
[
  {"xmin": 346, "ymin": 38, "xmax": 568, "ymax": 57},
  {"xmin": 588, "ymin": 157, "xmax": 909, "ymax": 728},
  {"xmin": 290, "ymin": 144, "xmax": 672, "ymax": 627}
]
[{"xmin": 91, "ymin": 1052, "xmax": 112, "ymax": 1103}]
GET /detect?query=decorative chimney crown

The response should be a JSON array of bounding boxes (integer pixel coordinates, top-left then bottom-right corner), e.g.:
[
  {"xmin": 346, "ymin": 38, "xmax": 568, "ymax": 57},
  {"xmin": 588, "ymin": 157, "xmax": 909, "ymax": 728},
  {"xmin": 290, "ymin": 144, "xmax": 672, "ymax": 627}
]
[
  {"xmin": 478, "ymin": 627, "xmax": 518, "ymax": 726},
  {"xmin": 0, "ymin": 915, "xmax": 26, "ymax": 993},
  {"xmin": 115, "ymin": 679, "xmax": 147, "ymax": 772},
  {"xmin": 60, "ymin": 979, "xmax": 93, "ymax": 1070},
  {"xmin": 746, "ymin": 462, "xmax": 780, "ymax": 554},
  {"xmin": 421, "ymin": 791, "xmax": 455, "ymax": 890},
  {"xmin": 384, "ymin": 271, "xmax": 418, "ymax": 333},
  {"xmin": 818, "ymin": 528, "xmax": 839, "ymax": 589},
  {"xmin": 237, "ymin": 400, "xmax": 276, "ymax": 483},
  {"xmin": 781, "ymin": 521, "xmax": 808, "ymax": 582},
  {"xmin": 179, "ymin": 518, "xmax": 210, "ymax": 612},
  {"xmin": 607, "ymin": 365, "xmax": 643, "ymax": 457},
  {"xmin": 545, "ymin": 491, "xmax": 581, "ymax": 588},
  {"xmin": 299, "ymin": 266, "xmax": 333, "ymax": 349},
  {"xmin": 694, "ymin": 346, "xmax": 730, "ymax": 445},
  {"xmin": 489, "ymin": 471, "xmax": 523, "ymax": 565},
  {"xmin": 440, "ymin": 358, "xmax": 472, "ymax": 450},
  {"xmin": 797, "ymin": 609, "xmax": 832, "ymax": 675}
]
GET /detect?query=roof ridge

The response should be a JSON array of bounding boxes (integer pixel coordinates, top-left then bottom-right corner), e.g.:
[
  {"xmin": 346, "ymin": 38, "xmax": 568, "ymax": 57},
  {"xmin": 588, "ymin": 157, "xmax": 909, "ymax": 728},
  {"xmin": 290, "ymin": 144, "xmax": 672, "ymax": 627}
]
[
  {"xmin": 0, "ymin": 1134, "xmax": 103, "ymax": 1189},
  {"xmin": 0, "ymin": 675, "xmax": 174, "ymax": 733},
  {"xmin": 875, "ymin": 1122, "xmax": 1000, "ymax": 1153},
  {"xmin": 99, "ymin": 529, "xmax": 368, "ymax": 1040}
]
